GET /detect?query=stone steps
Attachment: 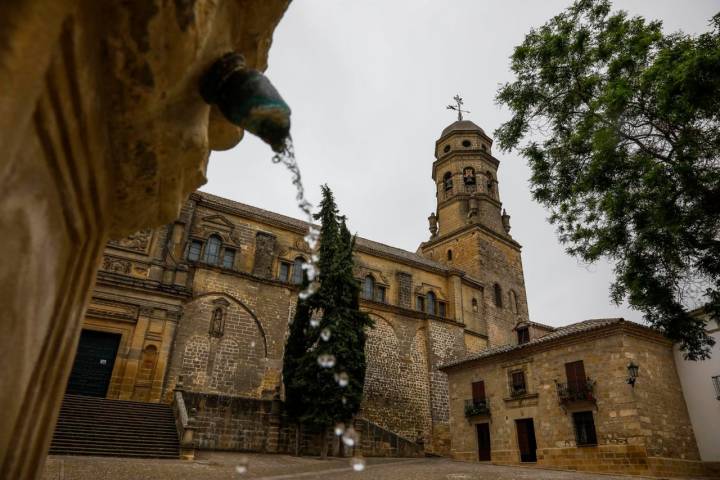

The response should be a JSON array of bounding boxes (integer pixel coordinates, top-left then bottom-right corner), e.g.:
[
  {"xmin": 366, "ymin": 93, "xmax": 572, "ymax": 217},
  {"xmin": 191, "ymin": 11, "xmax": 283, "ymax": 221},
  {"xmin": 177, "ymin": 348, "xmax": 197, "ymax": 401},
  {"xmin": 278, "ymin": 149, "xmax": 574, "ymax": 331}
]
[{"xmin": 50, "ymin": 394, "xmax": 180, "ymax": 459}]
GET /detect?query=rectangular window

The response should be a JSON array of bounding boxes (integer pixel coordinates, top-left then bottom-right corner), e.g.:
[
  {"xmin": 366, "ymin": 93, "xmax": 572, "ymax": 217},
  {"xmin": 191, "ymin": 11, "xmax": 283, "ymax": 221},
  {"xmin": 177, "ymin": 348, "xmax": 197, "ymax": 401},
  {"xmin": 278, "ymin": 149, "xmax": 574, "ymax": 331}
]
[
  {"xmin": 511, "ymin": 371, "xmax": 526, "ymax": 396},
  {"xmin": 375, "ymin": 286, "xmax": 386, "ymax": 303},
  {"xmin": 517, "ymin": 327, "xmax": 530, "ymax": 345},
  {"xmin": 416, "ymin": 296, "xmax": 425, "ymax": 312},
  {"xmin": 222, "ymin": 249, "xmax": 235, "ymax": 269},
  {"xmin": 187, "ymin": 240, "xmax": 202, "ymax": 262},
  {"xmin": 438, "ymin": 302, "xmax": 447, "ymax": 318},
  {"xmin": 572, "ymin": 411, "xmax": 598, "ymax": 446},
  {"xmin": 279, "ymin": 262, "xmax": 291, "ymax": 282},
  {"xmin": 471, "ymin": 381, "xmax": 486, "ymax": 402}
]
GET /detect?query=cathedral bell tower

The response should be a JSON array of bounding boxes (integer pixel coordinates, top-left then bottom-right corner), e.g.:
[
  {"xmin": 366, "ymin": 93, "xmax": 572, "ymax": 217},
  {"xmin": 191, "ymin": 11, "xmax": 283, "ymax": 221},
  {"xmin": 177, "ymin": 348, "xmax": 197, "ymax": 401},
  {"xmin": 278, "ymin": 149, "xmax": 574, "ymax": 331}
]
[{"xmin": 419, "ymin": 100, "xmax": 529, "ymax": 347}]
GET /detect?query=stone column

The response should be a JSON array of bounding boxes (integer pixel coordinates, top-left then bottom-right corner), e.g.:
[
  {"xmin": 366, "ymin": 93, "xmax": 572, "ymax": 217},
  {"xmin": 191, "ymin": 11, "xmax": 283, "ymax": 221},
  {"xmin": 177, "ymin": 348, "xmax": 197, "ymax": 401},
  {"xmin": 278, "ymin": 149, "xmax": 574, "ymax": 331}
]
[
  {"xmin": 118, "ymin": 307, "xmax": 151, "ymax": 400},
  {"xmin": 0, "ymin": 1, "xmax": 289, "ymax": 477}
]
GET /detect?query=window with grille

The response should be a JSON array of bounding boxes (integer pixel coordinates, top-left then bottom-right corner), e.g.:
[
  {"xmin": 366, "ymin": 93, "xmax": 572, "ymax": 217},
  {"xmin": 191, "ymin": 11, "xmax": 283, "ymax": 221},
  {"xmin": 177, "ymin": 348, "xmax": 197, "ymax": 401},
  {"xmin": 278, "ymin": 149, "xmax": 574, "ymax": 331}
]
[
  {"xmin": 187, "ymin": 240, "xmax": 202, "ymax": 261},
  {"xmin": 222, "ymin": 248, "xmax": 235, "ymax": 269},
  {"xmin": 203, "ymin": 235, "xmax": 222, "ymax": 264},
  {"xmin": 572, "ymin": 411, "xmax": 598, "ymax": 446},
  {"xmin": 511, "ymin": 371, "xmax": 526, "ymax": 396},
  {"xmin": 494, "ymin": 283, "xmax": 503, "ymax": 308}
]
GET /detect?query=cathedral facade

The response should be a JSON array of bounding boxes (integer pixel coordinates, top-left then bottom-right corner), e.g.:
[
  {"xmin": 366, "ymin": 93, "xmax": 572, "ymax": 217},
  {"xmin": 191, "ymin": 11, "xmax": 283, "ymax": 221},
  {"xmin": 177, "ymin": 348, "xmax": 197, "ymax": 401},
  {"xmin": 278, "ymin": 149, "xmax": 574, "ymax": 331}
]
[{"xmin": 67, "ymin": 118, "xmax": 528, "ymax": 453}]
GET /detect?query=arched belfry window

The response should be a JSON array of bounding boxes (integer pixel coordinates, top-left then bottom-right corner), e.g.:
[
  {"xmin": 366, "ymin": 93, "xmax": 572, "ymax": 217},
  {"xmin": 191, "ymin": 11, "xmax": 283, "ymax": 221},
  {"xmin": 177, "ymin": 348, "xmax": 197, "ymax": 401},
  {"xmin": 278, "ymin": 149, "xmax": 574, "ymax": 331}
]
[
  {"xmin": 463, "ymin": 167, "xmax": 476, "ymax": 191},
  {"xmin": 494, "ymin": 283, "xmax": 503, "ymax": 308},
  {"xmin": 443, "ymin": 172, "xmax": 453, "ymax": 192},
  {"xmin": 292, "ymin": 256, "xmax": 306, "ymax": 285},
  {"xmin": 203, "ymin": 235, "xmax": 222, "ymax": 264},
  {"xmin": 209, "ymin": 308, "xmax": 224, "ymax": 337},
  {"xmin": 362, "ymin": 275, "xmax": 375, "ymax": 300},
  {"xmin": 427, "ymin": 291, "xmax": 437, "ymax": 316}
]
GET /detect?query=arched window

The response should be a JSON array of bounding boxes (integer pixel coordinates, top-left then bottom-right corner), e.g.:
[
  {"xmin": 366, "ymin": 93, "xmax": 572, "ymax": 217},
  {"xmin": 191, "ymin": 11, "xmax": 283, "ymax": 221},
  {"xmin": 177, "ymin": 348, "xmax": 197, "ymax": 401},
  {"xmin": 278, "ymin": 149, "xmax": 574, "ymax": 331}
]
[
  {"xmin": 509, "ymin": 290, "xmax": 519, "ymax": 314},
  {"xmin": 481, "ymin": 144, "xmax": 487, "ymax": 152},
  {"xmin": 463, "ymin": 167, "xmax": 476, "ymax": 187},
  {"xmin": 494, "ymin": 283, "xmax": 503, "ymax": 308},
  {"xmin": 427, "ymin": 291, "xmax": 436, "ymax": 316},
  {"xmin": 443, "ymin": 172, "xmax": 453, "ymax": 192},
  {"xmin": 291, "ymin": 256, "xmax": 306, "ymax": 285},
  {"xmin": 486, "ymin": 171, "xmax": 495, "ymax": 195},
  {"xmin": 209, "ymin": 308, "xmax": 224, "ymax": 337},
  {"xmin": 447, "ymin": 249, "xmax": 453, "ymax": 261},
  {"xmin": 362, "ymin": 275, "xmax": 375, "ymax": 300},
  {"xmin": 472, "ymin": 298, "xmax": 479, "ymax": 313},
  {"xmin": 203, "ymin": 235, "xmax": 222, "ymax": 264}
]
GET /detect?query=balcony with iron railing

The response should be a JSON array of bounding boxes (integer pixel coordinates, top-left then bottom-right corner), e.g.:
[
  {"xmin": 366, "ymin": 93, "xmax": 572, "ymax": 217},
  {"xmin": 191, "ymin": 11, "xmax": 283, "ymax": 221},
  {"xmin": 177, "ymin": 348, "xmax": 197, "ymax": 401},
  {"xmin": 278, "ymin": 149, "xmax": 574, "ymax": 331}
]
[
  {"xmin": 556, "ymin": 379, "xmax": 597, "ymax": 404},
  {"xmin": 464, "ymin": 399, "xmax": 490, "ymax": 418}
]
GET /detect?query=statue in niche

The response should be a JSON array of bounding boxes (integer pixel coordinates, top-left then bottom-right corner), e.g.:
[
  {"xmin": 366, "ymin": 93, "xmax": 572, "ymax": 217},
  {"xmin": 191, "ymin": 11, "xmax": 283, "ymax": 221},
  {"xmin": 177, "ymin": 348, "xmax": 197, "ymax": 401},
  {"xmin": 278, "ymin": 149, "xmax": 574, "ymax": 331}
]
[{"xmin": 209, "ymin": 307, "xmax": 225, "ymax": 338}]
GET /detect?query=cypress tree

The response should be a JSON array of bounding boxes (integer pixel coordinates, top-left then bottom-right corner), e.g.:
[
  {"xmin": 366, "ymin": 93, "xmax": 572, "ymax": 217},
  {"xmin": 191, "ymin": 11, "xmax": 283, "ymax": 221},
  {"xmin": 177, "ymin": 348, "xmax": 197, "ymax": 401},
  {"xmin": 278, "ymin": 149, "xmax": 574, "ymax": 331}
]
[{"xmin": 282, "ymin": 186, "xmax": 373, "ymax": 456}]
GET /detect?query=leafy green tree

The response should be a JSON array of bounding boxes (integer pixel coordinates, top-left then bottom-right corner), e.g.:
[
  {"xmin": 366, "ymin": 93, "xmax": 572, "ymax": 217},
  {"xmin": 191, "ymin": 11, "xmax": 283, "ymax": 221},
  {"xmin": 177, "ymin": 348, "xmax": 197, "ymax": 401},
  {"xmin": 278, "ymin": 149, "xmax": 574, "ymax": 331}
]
[
  {"xmin": 282, "ymin": 186, "xmax": 373, "ymax": 454},
  {"xmin": 495, "ymin": 0, "xmax": 720, "ymax": 359}
]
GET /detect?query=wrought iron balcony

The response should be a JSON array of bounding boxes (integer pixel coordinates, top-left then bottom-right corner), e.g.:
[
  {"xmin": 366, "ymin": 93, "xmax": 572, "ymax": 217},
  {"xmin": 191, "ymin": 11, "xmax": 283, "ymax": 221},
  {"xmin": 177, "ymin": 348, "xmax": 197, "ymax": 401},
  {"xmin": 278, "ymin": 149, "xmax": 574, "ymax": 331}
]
[
  {"xmin": 556, "ymin": 379, "xmax": 596, "ymax": 404},
  {"xmin": 464, "ymin": 399, "xmax": 490, "ymax": 417},
  {"xmin": 713, "ymin": 375, "xmax": 720, "ymax": 400}
]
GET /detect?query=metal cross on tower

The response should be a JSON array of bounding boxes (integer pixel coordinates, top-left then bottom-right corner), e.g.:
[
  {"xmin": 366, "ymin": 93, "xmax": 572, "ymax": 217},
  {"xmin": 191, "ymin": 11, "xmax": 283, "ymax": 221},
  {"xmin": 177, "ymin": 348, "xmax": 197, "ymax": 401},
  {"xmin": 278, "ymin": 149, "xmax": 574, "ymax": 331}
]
[{"xmin": 447, "ymin": 94, "xmax": 470, "ymax": 121}]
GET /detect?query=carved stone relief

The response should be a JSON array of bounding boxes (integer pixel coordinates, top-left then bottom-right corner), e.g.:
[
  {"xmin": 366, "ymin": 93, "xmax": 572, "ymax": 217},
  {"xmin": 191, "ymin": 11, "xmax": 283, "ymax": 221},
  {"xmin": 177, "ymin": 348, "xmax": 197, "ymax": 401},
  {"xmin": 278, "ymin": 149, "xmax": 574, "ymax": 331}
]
[
  {"xmin": 108, "ymin": 229, "xmax": 153, "ymax": 253},
  {"xmin": 101, "ymin": 255, "xmax": 131, "ymax": 274}
]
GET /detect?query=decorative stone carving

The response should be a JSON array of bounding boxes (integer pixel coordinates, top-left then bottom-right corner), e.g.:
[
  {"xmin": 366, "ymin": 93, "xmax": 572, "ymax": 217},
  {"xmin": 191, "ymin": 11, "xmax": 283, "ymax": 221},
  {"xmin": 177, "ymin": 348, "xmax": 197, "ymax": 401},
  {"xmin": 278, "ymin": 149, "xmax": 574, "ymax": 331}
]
[
  {"xmin": 502, "ymin": 209, "xmax": 511, "ymax": 234},
  {"xmin": 108, "ymin": 229, "xmax": 153, "ymax": 253},
  {"xmin": 467, "ymin": 194, "xmax": 479, "ymax": 223},
  {"xmin": 428, "ymin": 212, "xmax": 438, "ymax": 237},
  {"xmin": 252, "ymin": 232, "xmax": 277, "ymax": 278},
  {"xmin": 101, "ymin": 255, "xmax": 131, "ymax": 274}
]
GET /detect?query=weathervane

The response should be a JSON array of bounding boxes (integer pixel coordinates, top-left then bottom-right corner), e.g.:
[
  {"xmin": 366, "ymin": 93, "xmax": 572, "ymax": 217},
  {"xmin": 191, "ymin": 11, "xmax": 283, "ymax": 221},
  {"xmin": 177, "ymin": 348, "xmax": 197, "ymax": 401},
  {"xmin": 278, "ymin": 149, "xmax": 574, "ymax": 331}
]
[{"xmin": 447, "ymin": 94, "xmax": 470, "ymax": 121}]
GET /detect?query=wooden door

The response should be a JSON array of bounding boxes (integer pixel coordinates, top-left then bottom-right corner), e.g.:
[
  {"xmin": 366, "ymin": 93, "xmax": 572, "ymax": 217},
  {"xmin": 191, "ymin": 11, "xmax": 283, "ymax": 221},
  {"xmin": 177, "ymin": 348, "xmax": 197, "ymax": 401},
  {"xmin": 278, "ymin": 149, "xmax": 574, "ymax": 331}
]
[
  {"xmin": 66, "ymin": 329, "xmax": 121, "ymax": 397},
  {"xmin": 476, "ymin": 423, "xmax": 491, "ymax": 461},
  {"xmin": 515, "ymin": 418, "xmax": 537, "ymax": 462},
  {"xmin": 565, "ymin": 360, "xmax": 587, "ymax": 393}
]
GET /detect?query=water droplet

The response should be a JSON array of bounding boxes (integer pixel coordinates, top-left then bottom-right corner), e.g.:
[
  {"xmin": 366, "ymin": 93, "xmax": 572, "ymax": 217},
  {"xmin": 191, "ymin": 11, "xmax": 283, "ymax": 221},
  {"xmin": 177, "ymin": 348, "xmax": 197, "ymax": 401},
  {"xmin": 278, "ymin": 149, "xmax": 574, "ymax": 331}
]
[
  {"xmin": 235, "ymin": 455, "xmax": 249, "ymax": 475},
  {"xmin": 320, "ymin": 328, "xmax": 331, "ymax": 341},
  {"xmin": 350, "ymin": 457, "xmax": 366, "ymax": 472},
  {"xmin": 342, "ymin": 427, "xmax": 358, "ymax": 447},
  {"xmin": 334, "ymin": 422, "xmax": 345, "ymax": 436},
  {"xmin": 336, "ymin": 371, "xmax": 349, "ymax": 387},
  {"xmin": 317, "ymin": 354, "xmax": 336, "ymax": 368}
]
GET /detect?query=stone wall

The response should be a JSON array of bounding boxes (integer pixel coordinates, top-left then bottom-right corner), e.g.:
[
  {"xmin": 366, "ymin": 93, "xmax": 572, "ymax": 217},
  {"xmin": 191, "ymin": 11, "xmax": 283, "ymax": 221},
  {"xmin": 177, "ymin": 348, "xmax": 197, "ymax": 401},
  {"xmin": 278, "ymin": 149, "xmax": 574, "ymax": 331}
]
[
  {"xmin": 444, "ymin": 323, "xmax": 704, "ymax": 477},
  {"xmin": 181, "ymin": 391, "xmax": 423, "ymax": 457}
]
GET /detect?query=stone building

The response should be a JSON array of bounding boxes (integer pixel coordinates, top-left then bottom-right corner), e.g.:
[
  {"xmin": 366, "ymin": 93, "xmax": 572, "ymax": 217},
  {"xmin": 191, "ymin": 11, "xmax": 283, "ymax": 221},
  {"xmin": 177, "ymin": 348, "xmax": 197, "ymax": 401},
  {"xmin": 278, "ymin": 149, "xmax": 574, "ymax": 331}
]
[
  {"xmin": 440, "ymin": 318, "xmax": 708, "ymax": 477},
  {"xmin": 65, "ymin": 118, "xmax": 529, "ymax": 454}
]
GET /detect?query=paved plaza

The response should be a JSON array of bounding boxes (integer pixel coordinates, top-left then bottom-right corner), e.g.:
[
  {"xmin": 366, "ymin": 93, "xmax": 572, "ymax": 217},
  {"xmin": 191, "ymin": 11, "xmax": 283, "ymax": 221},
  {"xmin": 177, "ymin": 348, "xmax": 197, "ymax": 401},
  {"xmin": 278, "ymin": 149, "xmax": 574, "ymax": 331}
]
[{"xmin": 44, "ymin": 453, "xmax": 706, "ymax": 480}]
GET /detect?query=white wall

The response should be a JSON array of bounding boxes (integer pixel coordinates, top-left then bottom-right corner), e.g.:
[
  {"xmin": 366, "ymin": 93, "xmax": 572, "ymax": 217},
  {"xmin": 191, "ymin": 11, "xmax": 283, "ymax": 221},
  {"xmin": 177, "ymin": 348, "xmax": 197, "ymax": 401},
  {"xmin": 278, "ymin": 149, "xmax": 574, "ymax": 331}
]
[{"xmin": 674, "ymin": 318, "xmax": 720, "ymax": 462}]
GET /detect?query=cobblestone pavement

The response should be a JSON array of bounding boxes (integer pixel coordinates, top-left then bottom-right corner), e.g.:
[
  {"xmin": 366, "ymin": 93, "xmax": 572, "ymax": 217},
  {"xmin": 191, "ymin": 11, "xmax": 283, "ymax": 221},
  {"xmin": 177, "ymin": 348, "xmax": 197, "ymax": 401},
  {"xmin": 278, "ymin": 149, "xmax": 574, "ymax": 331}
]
[{"xmin": 44, "ymin": 453, "xmax": 692, "ymax": 480}]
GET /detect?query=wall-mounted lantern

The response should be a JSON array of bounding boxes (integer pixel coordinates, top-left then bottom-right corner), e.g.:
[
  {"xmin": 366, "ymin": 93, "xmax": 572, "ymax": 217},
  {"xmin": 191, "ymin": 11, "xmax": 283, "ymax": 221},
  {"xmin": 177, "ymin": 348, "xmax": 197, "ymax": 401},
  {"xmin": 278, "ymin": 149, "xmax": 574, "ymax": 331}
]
[
  {"xmin": 626, "ymin": 362, "xmax": 639, "ymax": 387},
  {"xmin": 712, "ymin": 375, "xmax": 720, "ymax": 400}
]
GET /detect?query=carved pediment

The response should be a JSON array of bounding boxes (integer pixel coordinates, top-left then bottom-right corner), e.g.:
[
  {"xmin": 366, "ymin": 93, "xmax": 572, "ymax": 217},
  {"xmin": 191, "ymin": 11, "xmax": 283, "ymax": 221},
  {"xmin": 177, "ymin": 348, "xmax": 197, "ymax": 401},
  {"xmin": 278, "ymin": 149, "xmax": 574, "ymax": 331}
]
[
  {"xmin": 354, "ymin": 264, "xmax": 390, "ymax": 285},
  {"xmin": 201, "ymin": 214, "xmax": 235, "ymax": 231},
  {"xmin": 413, "ymin": 282, "xmax": 447, "ymax": 300}
]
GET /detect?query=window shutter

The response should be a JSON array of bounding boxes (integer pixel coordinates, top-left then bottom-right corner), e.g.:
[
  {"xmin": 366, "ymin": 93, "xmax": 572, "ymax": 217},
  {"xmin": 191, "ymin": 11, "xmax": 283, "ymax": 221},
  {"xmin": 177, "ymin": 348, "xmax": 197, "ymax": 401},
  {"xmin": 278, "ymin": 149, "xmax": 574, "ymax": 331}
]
[
  {"xmin": 565, "ymin": 361, "xmax": 586, "ymax": 391},
  {"xmin": 472, "ymin": 381, "xmax": 486, "ymax": 401}
]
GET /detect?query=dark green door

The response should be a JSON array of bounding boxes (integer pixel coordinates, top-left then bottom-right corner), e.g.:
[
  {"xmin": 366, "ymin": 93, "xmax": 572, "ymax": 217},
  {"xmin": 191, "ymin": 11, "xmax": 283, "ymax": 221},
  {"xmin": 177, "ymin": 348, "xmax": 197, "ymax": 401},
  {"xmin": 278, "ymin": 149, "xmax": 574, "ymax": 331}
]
[{"xmin": 66, "ymin": 330, "xmax": 121, "ymax": 397}]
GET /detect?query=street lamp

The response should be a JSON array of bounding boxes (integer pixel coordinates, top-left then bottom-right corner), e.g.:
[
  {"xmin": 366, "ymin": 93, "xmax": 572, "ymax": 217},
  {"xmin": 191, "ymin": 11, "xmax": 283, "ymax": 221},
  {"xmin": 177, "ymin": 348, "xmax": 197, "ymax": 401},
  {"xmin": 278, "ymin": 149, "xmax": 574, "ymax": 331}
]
[{"xmin": 627, "ymin": 362, "xmax": 639, "ymax": 388}]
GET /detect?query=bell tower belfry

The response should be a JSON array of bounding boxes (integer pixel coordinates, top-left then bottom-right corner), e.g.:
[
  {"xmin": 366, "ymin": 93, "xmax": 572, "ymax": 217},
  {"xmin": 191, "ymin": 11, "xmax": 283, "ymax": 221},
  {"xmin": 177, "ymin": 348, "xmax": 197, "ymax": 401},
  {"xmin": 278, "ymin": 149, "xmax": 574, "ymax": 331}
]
[{"xmin": 419, "ymin": 105, "xmax": 529, "ymax": 346}]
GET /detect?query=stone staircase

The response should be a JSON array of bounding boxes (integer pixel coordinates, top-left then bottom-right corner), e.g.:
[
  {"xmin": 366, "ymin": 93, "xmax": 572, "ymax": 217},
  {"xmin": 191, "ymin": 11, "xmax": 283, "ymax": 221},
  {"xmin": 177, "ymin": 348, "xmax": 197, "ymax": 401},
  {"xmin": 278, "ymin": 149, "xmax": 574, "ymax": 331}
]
[{"xmin": 49, "ymin": 394, "xmax": 180, "ymax": 458}]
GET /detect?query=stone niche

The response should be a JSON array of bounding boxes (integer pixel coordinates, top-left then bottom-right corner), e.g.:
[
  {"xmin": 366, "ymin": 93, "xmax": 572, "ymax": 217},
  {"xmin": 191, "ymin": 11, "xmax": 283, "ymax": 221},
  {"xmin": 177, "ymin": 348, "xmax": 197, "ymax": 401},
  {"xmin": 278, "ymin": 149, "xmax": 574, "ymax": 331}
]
[{"xmin": 0, "ymin": 1, "xmax": 289, "ymax": 478}]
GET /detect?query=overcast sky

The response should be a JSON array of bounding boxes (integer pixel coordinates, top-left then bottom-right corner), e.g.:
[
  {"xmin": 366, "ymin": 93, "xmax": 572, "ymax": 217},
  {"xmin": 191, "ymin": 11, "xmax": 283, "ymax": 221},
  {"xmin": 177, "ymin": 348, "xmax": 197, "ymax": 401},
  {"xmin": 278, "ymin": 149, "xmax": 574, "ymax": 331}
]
[{"xmin": 206, "ymin": 0, "xmax": 718, "ymax": 328}]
